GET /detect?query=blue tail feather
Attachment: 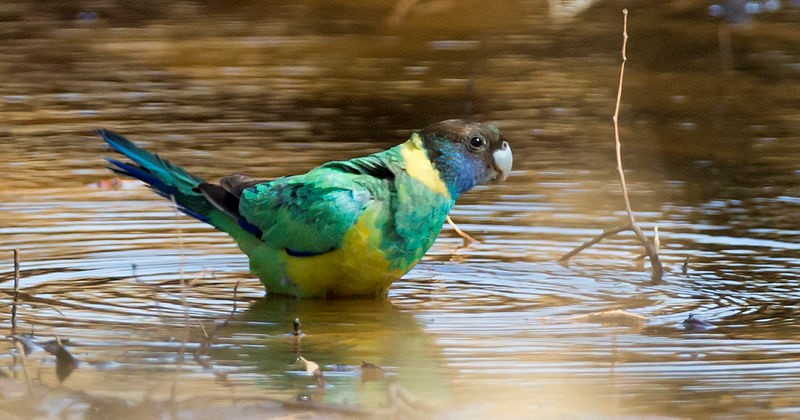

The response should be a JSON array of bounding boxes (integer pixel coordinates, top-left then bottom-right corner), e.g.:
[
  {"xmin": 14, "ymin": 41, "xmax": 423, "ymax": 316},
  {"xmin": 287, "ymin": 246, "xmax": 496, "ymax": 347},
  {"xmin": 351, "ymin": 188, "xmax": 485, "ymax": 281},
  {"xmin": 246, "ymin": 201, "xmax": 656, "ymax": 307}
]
[
  {"xmin": 97, "ymin": 129, "xmax": 203, "ymax": 187},
  {"xmin": 98, "ymin": 129, "xmax": 213, "ymax": 225},
  {"xmin": 105, "ymin": 157, "xmax": 177, "ymax": 197}
]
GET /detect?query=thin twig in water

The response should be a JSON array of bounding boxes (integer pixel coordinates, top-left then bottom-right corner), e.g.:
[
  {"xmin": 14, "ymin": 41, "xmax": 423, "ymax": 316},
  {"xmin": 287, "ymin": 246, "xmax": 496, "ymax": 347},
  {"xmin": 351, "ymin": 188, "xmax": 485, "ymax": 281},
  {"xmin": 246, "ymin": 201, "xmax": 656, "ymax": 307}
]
[
  {"xmin": 170, "ymin": 194, "xmax": 190, "ymax": 359},
  {"xmin": 187, "ymin": 293, "xmax": 242, "ymax": 394},
  {"xmin": 11, "ymin": 249, "xmax": 20, "ymax": 336},
  {"xmin": 169, "ymin": 194, "xmax": 191, "ymax": 414},
  {"xmin": 558, "ymin": 225, "xmax": 632, "ymax": 264},
  {"xmin": 232, "ymin": 279, "xmax": 240, "ymax": 314},
  {"xmin": 612, "ymin": 10, "xmax": 663, "ymax": 282},
  {"xmin": 560, "ymin": 9, "xmax": 663, "ymax": 282}
]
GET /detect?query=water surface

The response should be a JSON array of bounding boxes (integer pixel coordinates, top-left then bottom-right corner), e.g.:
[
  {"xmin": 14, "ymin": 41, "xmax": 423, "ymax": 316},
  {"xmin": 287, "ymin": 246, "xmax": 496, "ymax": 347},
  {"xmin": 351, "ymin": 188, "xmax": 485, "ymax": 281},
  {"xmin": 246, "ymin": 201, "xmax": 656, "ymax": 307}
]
[{"xmin": 1, "ymin": 1, "xmax": 799, "ymax": 418}]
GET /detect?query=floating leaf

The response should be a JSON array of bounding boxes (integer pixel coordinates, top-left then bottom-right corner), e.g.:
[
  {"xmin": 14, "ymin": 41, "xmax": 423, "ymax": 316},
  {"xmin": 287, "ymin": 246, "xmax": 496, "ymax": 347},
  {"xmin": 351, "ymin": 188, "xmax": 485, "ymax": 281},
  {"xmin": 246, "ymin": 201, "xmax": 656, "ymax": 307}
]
[
  {"xmin": 41, "ymin": 337, "xmax": 71, "ymax": 355},
  {"xmin": 44, "ymin": 337, "xmax": 78, "ymax": 383}
]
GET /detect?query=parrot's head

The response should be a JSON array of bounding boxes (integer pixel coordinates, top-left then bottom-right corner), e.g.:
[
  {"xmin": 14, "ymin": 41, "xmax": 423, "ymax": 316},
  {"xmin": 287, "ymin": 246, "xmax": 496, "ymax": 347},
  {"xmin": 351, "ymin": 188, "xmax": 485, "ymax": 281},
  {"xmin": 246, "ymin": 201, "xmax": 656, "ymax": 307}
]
[{"xmin": 418, "ymin": 119, "xmax": 513, "ymax": 198}]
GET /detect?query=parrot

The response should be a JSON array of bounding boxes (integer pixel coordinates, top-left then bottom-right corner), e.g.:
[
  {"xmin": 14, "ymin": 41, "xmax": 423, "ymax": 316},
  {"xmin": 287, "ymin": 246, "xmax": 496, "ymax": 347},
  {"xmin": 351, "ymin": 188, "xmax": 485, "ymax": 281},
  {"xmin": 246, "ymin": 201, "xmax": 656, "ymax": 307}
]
[{"xmin": 97, "ymin": 119, "xmax": 512, "ymax": 298}]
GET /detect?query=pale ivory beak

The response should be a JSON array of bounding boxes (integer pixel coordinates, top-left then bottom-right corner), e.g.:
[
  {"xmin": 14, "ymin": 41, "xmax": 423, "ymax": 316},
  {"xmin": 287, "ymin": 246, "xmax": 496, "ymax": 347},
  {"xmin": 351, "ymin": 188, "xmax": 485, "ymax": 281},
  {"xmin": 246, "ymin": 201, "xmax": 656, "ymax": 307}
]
[{"xmin": 492, "ymin": 141, "xmax": 512, "ymax": 181}]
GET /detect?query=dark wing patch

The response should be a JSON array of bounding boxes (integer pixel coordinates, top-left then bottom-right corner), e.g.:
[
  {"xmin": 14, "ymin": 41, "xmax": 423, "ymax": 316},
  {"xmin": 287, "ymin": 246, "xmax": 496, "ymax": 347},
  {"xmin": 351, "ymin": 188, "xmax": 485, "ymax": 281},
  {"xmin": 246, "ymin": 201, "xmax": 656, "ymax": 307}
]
[
  {"xmin": 220, "ymin": 173, "xmax": 269, "ymax": 198},
  {"xmin": 196, "ymin": 182, "xmax": 264, "ymax": 237},
  {"xmin": 285, "ymin": 247, "xmax": 335, "ymax": 257}
]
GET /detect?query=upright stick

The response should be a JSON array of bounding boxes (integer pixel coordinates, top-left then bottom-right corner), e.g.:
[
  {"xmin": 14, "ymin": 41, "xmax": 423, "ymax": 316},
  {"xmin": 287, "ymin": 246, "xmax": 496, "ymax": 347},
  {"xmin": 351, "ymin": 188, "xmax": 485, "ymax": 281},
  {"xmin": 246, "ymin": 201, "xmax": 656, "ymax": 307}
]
[
  {"xmin": 11, "ymin": 249, "xmax": 20, "ymax": 336},
  {"xmin": 613, "ymin": 10, "xmax": 663, "ymax": 282}
]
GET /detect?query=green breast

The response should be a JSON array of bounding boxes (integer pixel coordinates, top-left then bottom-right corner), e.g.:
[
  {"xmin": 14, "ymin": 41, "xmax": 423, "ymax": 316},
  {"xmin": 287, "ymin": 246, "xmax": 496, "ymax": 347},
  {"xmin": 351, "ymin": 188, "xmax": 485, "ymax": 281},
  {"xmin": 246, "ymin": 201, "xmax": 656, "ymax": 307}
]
[{"xmin": 369, "ymin": 144, "xmax": 455, "ymax": 271}]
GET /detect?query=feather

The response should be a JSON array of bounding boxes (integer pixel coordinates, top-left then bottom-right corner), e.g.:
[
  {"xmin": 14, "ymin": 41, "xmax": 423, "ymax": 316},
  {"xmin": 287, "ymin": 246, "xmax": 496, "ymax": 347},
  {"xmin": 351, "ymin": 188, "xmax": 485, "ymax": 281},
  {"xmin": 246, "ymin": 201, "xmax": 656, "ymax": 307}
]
[{"xmin": 95, "ymin": 119, "xmax": 511, "ymax": 297}]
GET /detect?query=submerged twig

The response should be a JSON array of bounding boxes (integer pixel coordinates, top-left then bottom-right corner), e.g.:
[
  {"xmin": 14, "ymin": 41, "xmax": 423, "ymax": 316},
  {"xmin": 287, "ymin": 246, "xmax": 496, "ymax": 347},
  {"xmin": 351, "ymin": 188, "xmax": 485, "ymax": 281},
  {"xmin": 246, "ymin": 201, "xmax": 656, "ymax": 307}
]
[
  {"xmin": 11, "ymin": 249, "xmax": 20, "ymax": 336},
  {"xmin": 232, "ymin": 279, "xmax": 240, "ymax": 314},
  {"xmin": 171, "ymin": 195, "xmax": 190, "ymax": 341},
  {"xmin": 190, "ymin": 281, "xmax": 246, "ymax": 388},
  {"xmin": 387, "ymin": 381, "xmax": 436, "ymax": 418},
  {"xmin": 12, "ymin": 340, "xmax": 33, "ymax": 393},
  {"xmin": 170, "ymin": 194, "xmax": 190, "ymax": 362},
  {"xmin": 558, "ymin": 225, "xmax": 631, "ymax": 264},
  {"xmin": 169, "ymin": 194, "xmax": 191, "ymax": 413},
  {"xmin": 560, "ymin": 9, "xmax": 664, "ymax": 283}
]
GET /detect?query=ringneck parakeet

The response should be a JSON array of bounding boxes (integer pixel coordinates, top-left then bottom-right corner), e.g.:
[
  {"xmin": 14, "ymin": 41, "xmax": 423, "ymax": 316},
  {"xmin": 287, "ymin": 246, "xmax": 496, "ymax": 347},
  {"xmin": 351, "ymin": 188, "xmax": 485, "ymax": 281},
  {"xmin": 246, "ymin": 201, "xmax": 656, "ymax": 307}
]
[{"xmin": 98, "ymin": 119, "xmax": 512, "ymax": 298}]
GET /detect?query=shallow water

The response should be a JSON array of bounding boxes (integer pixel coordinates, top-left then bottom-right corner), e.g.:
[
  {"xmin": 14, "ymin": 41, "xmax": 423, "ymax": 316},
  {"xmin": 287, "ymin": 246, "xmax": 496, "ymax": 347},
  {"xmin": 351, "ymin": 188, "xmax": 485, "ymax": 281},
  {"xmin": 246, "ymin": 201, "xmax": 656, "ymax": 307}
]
[{"xmin": 1, "ymin": 0, "xmax": 799, "ymax": 418}]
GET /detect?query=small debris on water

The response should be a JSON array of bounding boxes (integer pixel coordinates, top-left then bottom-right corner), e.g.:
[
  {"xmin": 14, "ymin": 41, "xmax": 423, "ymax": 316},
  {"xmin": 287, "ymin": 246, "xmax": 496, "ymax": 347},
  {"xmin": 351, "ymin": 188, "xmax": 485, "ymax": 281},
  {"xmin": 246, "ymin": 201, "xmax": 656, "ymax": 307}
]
[
  {"xmin": 292, "ymin": 317, "xmax": 303, "ymax": 336},
  {"xmin": 573, "ymin": 309, "xmax": 648, "ymax": 327},
  {"xmin": 683, "ymin": 313, "xmax": 714, "ymax": 331},
  {"xmin": 87, "ymin": 178, "xmax": 143, "ymax": 190},
  {"xmin": 360, "ymin": 361, "xmax": 386, "ymax": 383},
  {"xmin": 46, "ymin": 337, "xmax": 78, "ymax": 383}
]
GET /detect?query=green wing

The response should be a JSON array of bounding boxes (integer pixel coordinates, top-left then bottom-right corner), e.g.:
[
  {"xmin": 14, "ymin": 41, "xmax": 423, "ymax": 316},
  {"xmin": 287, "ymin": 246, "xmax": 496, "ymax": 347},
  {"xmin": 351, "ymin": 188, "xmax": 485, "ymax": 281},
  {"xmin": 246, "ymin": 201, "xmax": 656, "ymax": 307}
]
[{"xmin": 238, "ymin": 156, "xmax": 391, "ymax": 256}]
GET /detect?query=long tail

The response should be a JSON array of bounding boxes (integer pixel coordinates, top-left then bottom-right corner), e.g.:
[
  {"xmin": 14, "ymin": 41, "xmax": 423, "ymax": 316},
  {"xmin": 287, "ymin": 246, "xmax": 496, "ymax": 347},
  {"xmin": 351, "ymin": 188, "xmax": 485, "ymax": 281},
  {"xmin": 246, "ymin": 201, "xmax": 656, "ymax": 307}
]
[
  {"xmin": 97, "ymin": 129, "xmax": 216, "ymax": 223},
  {"xmin": 97, "ymin": 129, "xmax": 263, "ymax": 251}
]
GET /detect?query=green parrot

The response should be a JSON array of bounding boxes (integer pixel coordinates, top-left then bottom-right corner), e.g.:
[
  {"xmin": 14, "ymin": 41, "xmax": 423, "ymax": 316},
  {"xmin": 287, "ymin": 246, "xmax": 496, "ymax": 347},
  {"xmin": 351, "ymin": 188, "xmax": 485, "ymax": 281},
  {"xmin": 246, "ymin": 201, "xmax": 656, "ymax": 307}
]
[{"xmin": 98, "ymin": 119, "xmax": 512, "ymax": 298}]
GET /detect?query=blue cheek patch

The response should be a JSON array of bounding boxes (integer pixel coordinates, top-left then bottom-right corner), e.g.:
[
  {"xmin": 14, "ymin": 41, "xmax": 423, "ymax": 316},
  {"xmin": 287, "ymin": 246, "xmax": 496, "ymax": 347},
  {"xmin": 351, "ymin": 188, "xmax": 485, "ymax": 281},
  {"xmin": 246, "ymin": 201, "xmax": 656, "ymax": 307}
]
[{"xmin": 433, "ymin": 144, "xmax": 484, "ymax": 196}]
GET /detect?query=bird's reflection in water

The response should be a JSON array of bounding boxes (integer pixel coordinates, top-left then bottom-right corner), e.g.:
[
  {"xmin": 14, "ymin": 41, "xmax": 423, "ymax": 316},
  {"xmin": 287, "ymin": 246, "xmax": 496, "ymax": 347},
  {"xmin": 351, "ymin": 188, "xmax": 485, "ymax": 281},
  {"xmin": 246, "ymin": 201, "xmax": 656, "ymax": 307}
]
[{"xmin": 217, "ymin": 296, "xmax": 450, "ymax": 409}]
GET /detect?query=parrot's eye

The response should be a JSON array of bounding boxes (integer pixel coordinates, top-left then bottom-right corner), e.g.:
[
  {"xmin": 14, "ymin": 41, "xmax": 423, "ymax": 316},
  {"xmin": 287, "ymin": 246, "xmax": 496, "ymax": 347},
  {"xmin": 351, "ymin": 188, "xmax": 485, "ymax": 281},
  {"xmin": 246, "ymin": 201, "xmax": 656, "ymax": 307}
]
[{"xmin": 468, "ymin": 136, "xmax": 486, "ymax": 151}]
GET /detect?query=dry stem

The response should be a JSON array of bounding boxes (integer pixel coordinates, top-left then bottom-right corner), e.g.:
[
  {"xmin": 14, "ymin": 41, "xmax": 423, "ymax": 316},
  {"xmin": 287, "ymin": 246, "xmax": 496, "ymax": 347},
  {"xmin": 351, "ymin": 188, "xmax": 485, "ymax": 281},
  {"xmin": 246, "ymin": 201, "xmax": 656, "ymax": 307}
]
[
  {"xmin": 560, "ymin": 9, "xmax": 663, "ymax": 282},
  {"xmin": 612, "ymin": 10, "xmax": 663, "ymax": 281},
  {"xmin": 13, "ymin": 340, "xmax": 33, "ymax": 393},
  {"xmin": 558, "ymin": 225, "xmax": 632, "ymax": 264},
  {"xmin": 170, "ymin": 195, "xmax": 190, "ymax": 362},
  {"xmin": 11, "ymin": 249, "xmax": 20, "ymax": 336},
  {"xmin": 169, "ymin": 194, "xmax": 190, "ymax": 412}
]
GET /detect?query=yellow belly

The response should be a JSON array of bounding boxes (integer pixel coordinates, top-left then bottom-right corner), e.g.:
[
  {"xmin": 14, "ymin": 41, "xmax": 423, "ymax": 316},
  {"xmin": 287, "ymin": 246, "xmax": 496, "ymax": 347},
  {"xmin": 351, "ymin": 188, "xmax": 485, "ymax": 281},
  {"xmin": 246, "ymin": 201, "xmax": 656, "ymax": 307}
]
[{"xmin": 249, "ymin": 205, "xmax": 407, "ymax": 298}]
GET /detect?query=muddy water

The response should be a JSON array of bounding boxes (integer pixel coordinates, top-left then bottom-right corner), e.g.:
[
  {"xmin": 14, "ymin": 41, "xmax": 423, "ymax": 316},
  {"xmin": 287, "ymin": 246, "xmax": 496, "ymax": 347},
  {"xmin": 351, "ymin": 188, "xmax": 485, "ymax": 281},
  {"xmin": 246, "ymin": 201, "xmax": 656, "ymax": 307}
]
[{"xmin": 1, "ymin": 0, "xmax": 799, "ymax": 418}]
